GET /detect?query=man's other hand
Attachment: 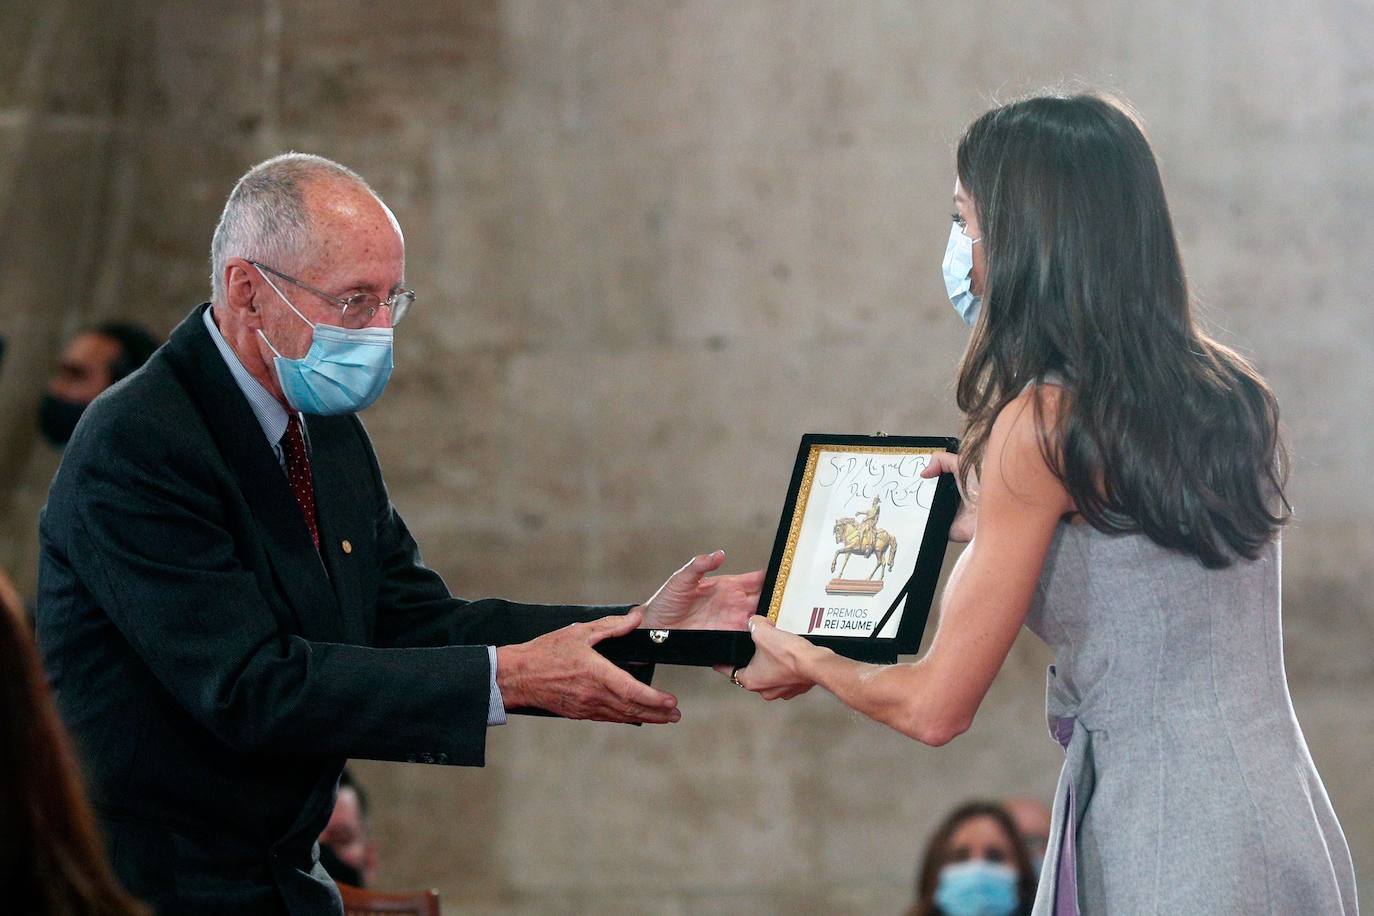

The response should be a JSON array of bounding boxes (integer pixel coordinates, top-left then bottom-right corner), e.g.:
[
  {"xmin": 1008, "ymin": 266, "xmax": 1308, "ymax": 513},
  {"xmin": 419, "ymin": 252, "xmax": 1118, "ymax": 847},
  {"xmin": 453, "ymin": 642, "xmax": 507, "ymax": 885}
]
[
  {"xmin": 496, "ymin": 608, "xmax": 681, "ymax": 724},
  {"xmin": 639, "ymin": 550, "xmax": 763, "ymax": 631}
]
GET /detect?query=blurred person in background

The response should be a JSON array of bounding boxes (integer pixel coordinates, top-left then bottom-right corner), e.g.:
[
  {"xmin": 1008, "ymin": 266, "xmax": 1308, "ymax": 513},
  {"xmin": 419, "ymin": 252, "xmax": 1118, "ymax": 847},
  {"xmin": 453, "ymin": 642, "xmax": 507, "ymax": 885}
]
[
  {"xmin": 38, "ymin": 322, "xmax": 159, "ymax": 448},
  {"xmin": 1, "ymin": 585, "xmax": 146, "ymax": 914},
  {"xmin": 318, "ymin": 769, "xmax": 378, "ymax": 889},
  {"xmin": 908, "ymin": 800, "xmax": 1037, "ymax": 916},
  {"xmin": 2, "ymin": 323, "xmax": 160, "ymax": 622},
  {"xmin": 733, "ymin": 91, "xmax": 1357, "ymax": 913},
  {"xmin": 1002, "ymin": 796, "xmax": 1051, "ymax": 875}
]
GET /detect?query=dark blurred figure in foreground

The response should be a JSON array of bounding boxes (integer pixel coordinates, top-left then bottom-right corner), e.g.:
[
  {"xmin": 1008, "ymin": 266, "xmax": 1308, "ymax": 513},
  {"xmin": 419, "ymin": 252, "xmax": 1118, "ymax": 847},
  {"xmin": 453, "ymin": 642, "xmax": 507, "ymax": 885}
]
[
  {"xmin": 0, "ymin": 335, "xmax": 18, "ymax": 618},
  {"xmin": 909, "ymin": 800, "xmax": 1037, "ymax": 916},
  {"xmin": 1002, "ymin": 796, "xmax": 1052, "ymax": 874},
  {"xmin": 0, "ymin": 569, "xmax": 21, "ymax": 621},
  {"xmin": 319, "ymin": 769, "xmax": 378, "ymax": 889},
  {"xmin": 39, "ymin": 322, "xmax": 159, "ymax": 447},
  {"xmin": 0, "ymin": 592, "xmax": 145, "ymax": 914}
]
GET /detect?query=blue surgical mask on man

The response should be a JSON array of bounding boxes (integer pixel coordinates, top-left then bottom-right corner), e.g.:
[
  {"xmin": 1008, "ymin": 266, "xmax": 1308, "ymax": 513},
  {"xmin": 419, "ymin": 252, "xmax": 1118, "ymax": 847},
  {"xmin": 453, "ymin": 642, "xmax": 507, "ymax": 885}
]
[
  {"xmin": 942, "ymin": 221, "xmax": 982, "ymax": 325},
  {"xmin": 254, "ymin": 267, "xmax": 394, "ymax": 416},
  {"xmin": 933, "ymin": 860, "xmax": 1019, "ymax": 916}
]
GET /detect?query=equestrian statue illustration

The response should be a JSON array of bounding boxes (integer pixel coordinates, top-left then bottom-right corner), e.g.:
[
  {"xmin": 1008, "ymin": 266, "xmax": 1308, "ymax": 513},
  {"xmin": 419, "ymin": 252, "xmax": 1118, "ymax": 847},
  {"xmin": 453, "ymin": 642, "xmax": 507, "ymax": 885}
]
[{"xmin": 830, "ymin": 495, "xmax": 898, "ymax": 580}]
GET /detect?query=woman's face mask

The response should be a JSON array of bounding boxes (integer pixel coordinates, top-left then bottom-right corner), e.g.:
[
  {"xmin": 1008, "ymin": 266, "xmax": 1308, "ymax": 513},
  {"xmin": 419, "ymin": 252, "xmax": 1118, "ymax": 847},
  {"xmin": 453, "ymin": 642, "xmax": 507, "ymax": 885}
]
[
  {"xmin": 942, "ymin": 221, "xmax": 982, "ymax": 325},
  {"xmin": 934, "ymin": 859, "xmax": 1019, "ymax": 916}
]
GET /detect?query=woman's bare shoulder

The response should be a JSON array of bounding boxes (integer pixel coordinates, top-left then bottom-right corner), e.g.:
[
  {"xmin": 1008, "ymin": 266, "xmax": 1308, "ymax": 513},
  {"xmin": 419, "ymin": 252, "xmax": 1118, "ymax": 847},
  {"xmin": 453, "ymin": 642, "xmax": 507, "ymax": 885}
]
[{"xmin": 984, "ymin": 383, "xmax": 1072, "ymax": 512}]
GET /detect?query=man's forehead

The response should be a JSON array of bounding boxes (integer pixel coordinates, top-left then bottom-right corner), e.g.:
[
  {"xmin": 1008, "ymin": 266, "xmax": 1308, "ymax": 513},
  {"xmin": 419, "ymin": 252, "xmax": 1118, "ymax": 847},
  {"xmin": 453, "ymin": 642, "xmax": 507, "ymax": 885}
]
[
  {"xmin": 299, "ymin": 182, "xmax": 405, "ymax": 286},
  {"xmin": 306, "ymin": 180, "xmax": 397, "ymax": 230}
]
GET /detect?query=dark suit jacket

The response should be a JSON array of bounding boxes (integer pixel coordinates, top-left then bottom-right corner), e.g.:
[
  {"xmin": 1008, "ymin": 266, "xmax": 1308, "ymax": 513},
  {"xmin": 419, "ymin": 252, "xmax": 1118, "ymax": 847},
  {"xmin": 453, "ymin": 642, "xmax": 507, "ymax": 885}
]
[{"xmin": 37, "ymin": 305, "xmax": 626, "ymax": 915}]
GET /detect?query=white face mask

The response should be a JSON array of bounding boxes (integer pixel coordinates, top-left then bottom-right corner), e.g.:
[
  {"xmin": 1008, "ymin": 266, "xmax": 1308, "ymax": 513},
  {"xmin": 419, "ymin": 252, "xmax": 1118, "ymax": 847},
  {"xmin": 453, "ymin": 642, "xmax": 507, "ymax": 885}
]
[{"xmin": 942, "ymin": 222, "xmax": 982, "ymax": 325}]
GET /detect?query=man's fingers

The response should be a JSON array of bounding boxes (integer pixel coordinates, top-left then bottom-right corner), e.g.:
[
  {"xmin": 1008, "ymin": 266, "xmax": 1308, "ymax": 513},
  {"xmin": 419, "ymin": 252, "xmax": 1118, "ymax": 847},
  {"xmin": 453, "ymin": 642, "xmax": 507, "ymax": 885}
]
[
  {"xmin": 584, "ymin": 607, "xmax": 644, "ymax": 642},
  {"xmin": 570, "ymin": 657, "xmax": 679, "ymax": 722},
  {"xmin": 592, "ymin": 699, "xmax": 680, "ymax": 724},
  {"xmin": 576, "ymin": 695, "xmax": 678, "ymax": 724},
  {"xmin": 619, "ymin": 701, "xmax": 682, "ymax": 724},
  {"xmin": 601, "ymin": 661, "xmax": 678, "ymax": 710}
]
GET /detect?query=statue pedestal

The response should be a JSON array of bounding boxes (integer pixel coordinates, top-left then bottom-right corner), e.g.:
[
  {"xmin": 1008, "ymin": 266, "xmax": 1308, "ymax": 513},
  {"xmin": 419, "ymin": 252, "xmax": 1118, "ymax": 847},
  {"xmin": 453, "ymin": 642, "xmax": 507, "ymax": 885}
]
[{"xmin": 825, "ymin": 578, "xmax": 886, "ymax": 596}]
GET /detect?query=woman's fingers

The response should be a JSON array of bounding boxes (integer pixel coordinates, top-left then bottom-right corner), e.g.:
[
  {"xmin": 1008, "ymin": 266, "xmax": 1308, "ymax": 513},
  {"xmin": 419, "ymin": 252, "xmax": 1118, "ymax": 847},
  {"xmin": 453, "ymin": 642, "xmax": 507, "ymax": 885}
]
[{"xmin": 921, "ymin": 451, "xmax": 961, "ymax": 478}]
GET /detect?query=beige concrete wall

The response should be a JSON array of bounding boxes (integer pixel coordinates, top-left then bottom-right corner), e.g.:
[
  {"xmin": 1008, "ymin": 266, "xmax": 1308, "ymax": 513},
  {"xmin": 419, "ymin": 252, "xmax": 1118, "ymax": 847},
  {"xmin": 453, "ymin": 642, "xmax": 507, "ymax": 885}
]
[{"xmin": 1, "ymin": 2, "xmax": 1368, "ymax": 912}]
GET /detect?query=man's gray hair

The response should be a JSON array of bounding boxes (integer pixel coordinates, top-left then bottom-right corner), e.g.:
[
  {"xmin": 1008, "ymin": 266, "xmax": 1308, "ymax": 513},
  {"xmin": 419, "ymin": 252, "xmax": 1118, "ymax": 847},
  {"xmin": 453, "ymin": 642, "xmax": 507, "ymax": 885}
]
[{"xmin": 209, "ymin": 153, "xmax": 372, "ymax": 305}]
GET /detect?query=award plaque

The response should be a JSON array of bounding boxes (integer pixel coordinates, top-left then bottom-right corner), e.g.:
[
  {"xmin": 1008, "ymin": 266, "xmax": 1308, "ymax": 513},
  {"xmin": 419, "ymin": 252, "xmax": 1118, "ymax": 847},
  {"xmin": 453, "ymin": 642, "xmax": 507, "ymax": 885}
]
[{"xmin": 597, "ymin": 433, "xmax": 960, "ymax": 667}]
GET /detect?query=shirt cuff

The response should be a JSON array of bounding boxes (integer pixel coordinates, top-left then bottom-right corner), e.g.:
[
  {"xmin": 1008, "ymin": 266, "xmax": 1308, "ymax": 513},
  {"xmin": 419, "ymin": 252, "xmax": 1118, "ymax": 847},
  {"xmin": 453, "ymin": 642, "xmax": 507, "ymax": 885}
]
[{"xmin": 487, "ymin": 645, "xmax": 507, "ymax": 727}]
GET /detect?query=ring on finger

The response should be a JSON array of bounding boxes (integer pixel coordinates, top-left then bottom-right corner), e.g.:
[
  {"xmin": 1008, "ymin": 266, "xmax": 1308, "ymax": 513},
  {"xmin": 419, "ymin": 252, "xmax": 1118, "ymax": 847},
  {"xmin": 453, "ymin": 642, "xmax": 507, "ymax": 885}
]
[{"xmin": 729, "ymin": 666, "xmax": 745, "ymax": 688}]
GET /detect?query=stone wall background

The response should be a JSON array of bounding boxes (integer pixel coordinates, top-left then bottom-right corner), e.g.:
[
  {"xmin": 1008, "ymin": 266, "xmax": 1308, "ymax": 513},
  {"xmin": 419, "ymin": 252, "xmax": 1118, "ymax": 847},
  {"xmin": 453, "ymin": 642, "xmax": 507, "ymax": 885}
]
[{"xmin": 1, "ymin": 2, "xmax": 1369, "ymax": 912}]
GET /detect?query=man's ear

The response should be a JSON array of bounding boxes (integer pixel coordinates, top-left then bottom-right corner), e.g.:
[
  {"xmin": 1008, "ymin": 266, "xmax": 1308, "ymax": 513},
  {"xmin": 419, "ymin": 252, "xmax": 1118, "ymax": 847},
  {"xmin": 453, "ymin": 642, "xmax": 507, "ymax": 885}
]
[{"xmin": 223, "ymin": 258, "xmax": 263, "ymax": 329}]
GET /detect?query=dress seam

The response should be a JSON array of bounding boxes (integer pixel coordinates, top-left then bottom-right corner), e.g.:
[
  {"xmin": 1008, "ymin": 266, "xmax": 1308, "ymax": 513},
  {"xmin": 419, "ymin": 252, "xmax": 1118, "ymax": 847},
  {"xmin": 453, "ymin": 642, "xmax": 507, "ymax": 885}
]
[
  {"xmin": 1148, "ymin": 536, "xmax": 1166, "ymax": 912},
  {"xmin": 1208, "ymin": 563, "xmax": 1275, "ymax": 913}
]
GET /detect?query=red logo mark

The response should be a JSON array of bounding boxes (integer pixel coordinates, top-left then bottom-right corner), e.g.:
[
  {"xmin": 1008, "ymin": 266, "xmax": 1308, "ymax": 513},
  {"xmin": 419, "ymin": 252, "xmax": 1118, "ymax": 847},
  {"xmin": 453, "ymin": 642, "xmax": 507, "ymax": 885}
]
[{"xmin": 808, "ymin": 606, "xmax": 826, "ymax": 633}]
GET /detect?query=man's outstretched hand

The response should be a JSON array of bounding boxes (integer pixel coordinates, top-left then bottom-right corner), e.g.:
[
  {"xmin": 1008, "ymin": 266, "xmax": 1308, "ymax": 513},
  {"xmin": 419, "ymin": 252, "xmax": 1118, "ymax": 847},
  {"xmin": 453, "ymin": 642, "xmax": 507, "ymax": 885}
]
[
  {"xmin": 639, "ymin": 550, "xmax": 763, "ymax": 631},
  {"xmin": 496, "ymin": 609, "xmax": 681, "ymax": 724}
]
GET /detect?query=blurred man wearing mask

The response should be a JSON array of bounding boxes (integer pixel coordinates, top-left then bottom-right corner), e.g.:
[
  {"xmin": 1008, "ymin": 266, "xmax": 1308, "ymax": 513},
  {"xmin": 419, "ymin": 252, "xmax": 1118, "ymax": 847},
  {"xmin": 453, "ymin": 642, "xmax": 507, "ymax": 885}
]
[{"xmin": 38, "ymin": 323, "xmax": 159, "ymax": 447}]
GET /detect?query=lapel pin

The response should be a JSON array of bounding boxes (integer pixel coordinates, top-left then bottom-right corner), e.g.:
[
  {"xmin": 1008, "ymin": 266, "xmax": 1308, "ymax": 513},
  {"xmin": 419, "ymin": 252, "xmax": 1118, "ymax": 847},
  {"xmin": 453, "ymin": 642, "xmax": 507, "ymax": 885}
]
[{"xmin": 341, "ymin": 539, "xmax": 353, "ymax": 554}]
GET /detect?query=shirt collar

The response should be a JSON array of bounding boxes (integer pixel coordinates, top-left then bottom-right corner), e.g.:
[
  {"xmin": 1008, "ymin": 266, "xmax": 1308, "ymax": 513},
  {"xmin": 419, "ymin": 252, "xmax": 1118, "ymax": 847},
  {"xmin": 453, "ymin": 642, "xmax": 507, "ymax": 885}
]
[{"xmin": 201, "ymin": 305, "xmax": 293, "ymax": 446}]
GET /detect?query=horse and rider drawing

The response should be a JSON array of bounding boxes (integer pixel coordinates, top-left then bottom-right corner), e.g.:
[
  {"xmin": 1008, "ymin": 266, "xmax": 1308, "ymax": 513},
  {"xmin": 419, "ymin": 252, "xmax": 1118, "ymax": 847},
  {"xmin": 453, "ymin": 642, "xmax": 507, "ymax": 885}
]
[{"xmin": 831, "ymin": 495, "xmax": 898, "ymax": 581}]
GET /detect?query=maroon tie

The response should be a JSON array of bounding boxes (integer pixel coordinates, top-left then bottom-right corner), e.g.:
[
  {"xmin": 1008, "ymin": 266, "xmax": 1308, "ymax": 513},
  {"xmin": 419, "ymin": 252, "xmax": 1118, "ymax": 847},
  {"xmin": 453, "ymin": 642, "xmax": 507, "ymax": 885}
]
[{"xmin": 281, "ymin": 414, "xmax": 319, "ymax": 549}]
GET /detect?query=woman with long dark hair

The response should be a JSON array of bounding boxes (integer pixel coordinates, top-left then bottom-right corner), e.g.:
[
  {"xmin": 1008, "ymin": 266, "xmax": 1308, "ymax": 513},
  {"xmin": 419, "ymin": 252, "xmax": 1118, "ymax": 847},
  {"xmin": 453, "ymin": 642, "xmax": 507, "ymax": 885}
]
[
  {"xmin": 908, "ymin": 801, "xmax": 1037, "ymax": 916},
  {"xmin": 0, "ymin": 593, "xmax": 145, "ymax": 914},
  {"xmin": 733, "ymin": 93, "xmax": 1357, "ymax": 913}
]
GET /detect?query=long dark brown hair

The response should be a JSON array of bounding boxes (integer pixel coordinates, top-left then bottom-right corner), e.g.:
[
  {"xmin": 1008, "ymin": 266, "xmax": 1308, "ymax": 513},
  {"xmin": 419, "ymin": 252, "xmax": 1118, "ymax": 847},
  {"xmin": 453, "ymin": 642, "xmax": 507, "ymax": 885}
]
[
  {"xmin": 954, "ymin": 92, "xmax": 1288, "ymax": 568},
  {"xmin": 909, "ymin": 801, "xmax": 1037, "ymax": 916},
  {"xmin": 0, "ymin": 598, "xmax": 146, "ymax": 914}
]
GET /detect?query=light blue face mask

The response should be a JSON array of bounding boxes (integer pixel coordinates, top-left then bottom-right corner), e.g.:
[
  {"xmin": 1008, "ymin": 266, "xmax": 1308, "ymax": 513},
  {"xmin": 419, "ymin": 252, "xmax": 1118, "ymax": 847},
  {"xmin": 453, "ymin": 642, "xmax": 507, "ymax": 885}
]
[
  {"xmin": 942, "ymin": 221, "xmax": 982, "ymax": 325},
  {"xmin": 934, "ymin": 860, "xmax": 1019, "ymax": 916},
  {"xmin": 255, "ymin": 268, "xmax": 394, "ymax": 416}
]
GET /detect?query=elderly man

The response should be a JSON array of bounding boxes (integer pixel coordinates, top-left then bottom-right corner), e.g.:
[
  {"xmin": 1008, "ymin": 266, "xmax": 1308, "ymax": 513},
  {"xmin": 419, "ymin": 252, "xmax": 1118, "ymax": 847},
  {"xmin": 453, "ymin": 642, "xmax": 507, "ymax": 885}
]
[{"xmin": 37, "ymin": 154, "xmax": 758, "ymax": 915}]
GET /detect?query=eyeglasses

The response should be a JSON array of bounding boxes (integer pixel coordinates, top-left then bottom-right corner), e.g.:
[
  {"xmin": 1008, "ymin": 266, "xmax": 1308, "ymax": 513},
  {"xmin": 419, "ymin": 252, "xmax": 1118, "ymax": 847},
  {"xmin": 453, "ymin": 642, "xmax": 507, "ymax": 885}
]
[{"xmin": 250, "ymin": 261, "xmax": 415, "ymax": 328}]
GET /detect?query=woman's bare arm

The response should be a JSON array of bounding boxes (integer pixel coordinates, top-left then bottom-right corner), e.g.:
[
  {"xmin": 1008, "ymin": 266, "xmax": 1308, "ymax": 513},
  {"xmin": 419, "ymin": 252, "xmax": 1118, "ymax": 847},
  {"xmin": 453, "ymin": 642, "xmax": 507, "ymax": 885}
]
[{"xmin": 740, "ymin": 386, "xmax": 1073, "ymax": 744}]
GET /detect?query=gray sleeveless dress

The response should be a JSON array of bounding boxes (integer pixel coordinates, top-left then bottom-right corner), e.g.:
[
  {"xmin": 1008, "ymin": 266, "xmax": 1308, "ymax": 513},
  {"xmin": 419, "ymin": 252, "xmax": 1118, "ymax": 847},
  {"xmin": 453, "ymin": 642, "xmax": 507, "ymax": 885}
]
[{"xmin": 1024, "ymin": 522, "xmax": 1358, "ymax": 914}]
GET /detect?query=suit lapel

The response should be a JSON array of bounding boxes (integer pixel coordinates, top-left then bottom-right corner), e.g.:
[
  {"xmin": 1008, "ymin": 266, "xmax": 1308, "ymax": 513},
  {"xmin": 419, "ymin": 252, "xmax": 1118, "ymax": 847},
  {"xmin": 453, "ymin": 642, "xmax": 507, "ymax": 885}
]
[
  {"xmin": 307, "ymin": 417, "xmax": 372, "ymax": 644},
  {"xmin": 162, "ymin": 305, "xmax": 344, "ymax": 642}
]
